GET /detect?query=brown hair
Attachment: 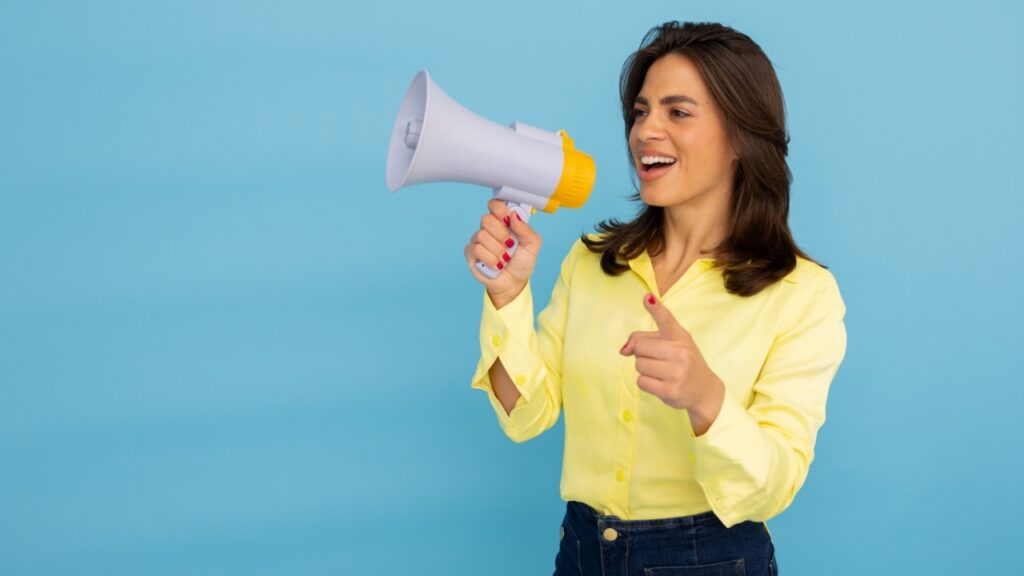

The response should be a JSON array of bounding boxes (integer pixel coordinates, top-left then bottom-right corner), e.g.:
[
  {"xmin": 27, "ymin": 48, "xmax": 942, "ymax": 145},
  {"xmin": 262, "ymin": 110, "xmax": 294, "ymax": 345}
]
[{"xmin": 581, "ymin": 21, "xmax": 822, "ymax": 296}]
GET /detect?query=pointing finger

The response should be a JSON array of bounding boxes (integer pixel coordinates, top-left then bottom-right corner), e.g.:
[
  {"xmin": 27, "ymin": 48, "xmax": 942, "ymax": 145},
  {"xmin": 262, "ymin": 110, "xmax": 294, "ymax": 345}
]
[{"xmin": 643, "ymin": 293, "xmax": 688, "ymax": 340}]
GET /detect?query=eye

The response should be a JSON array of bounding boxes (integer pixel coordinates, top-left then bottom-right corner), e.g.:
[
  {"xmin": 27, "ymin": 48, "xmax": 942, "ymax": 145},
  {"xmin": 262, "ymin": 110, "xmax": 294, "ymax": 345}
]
[
  {"xmin": 631, "ymin": 107, "xmax": 648, "ymax": 119},
  {"xmin": 670, "ymin": 108, "xmax": 691, "ymax": 118}
]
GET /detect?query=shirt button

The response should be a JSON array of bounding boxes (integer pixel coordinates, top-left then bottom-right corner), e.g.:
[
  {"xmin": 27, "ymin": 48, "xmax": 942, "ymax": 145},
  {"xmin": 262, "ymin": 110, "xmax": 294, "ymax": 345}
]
[
  {"xmin": 603, "ymin": 527, "xmax": 619, "ymax": 542},
  {"xmin": 615, "ymin": 468, "xmax": 626, "ymax": 482},
  {"xmin": 622, "ymin": 410, "xmax": 634, "ymax": 423},
  {"xmin": 491, "ymin": 335, "xmax": 502, "ymax": 347},
  {"xmin": 688, "ymin": 452, "xmax": 696, "ymax": 464},
  {"xmin": 515, "ymin": 375, "xmax": 526, "ymax": 386}
]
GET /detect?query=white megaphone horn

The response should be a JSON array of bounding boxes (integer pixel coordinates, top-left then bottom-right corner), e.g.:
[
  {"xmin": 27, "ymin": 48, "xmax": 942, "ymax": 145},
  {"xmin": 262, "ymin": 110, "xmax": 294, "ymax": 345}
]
[{"xmin": 386, "ymin": 70, "xmax": 596, "ymax": 279}]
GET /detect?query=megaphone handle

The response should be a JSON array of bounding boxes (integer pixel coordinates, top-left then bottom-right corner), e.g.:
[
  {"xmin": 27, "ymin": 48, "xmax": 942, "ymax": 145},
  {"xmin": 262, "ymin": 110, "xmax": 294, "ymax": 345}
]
[{"xmin": 475, "ymin": 201, "xmax": 533, "ymax": 279}]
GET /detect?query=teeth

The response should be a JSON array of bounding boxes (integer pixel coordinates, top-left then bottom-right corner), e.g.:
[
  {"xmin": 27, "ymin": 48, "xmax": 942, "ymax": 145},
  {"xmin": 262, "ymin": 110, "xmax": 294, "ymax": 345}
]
[{"xmin": 640, "ymin": 156, "xmax": 677, "ymax": 165}]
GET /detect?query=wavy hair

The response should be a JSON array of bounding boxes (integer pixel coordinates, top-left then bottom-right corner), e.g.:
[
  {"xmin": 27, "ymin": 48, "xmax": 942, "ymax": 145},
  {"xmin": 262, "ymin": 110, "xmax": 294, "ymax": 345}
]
[{"xmin": 581, "ymin": 21, "xmax": 821, "ymax": 296}]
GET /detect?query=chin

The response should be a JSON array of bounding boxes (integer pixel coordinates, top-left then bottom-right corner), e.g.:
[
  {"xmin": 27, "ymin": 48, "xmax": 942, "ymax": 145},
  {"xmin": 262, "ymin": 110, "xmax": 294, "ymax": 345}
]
[{"xmin": 638, "ymin": 186, "xmax": 675, "ymax": 207}]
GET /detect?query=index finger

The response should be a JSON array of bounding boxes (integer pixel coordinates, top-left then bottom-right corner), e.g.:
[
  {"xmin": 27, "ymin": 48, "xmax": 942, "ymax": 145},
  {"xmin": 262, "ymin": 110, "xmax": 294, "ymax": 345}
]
[
  {"xmin": 488, "ymin": 199, "xmax": 511, "ymax": 217},
  {"xmin": 643, "ymin": 293, "xmax": 688, "ymax": 340}
]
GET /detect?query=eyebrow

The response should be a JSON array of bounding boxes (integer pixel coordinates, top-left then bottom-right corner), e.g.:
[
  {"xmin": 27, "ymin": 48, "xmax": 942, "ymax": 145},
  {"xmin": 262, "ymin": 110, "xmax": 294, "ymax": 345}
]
[{"xmin": 634, "ymin": 95, "xmax": 700, "ymax": 107}]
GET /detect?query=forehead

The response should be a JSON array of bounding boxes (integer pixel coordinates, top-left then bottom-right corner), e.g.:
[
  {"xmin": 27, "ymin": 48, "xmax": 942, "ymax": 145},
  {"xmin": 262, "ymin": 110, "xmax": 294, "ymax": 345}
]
[{"xmin": 638, "ymin": 54, "xmax": 712, "ymax": 103}]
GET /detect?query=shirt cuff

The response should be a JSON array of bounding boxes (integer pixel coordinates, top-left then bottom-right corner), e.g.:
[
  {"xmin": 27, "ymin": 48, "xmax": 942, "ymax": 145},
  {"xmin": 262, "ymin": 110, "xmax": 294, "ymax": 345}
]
[
  {"xmin": 691, "ymin": 391, "xmax": 772, "ymax": 526},
  {"xmin": 470, "ymin": 282, "xmax": 545, "ymax": 405}
]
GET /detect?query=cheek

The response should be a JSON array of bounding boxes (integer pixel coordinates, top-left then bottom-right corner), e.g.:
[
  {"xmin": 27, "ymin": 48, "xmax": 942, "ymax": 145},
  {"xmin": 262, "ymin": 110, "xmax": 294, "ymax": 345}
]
[
  {"xmin": 688, "ymin": 129, "xmax": 732, "ymax": 170},
  {"xmin": 703, "ymin": 123, "xmax": 736, "ymax": 162}
]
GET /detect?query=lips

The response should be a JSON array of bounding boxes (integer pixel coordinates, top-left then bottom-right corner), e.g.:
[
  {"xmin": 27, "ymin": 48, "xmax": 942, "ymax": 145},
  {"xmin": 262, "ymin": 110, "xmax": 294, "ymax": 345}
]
[
  {"xmin": 637, "ymin": 150, "xmax": 677, "ymax": 182},
  {"xmin": 638, "ymin": 161, "xmax": 675, "ymax": 182}
]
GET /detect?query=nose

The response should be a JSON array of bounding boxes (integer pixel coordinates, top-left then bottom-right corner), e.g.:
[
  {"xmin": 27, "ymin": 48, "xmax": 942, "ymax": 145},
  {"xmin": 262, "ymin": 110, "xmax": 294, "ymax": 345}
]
[{"xmin": 634, "ymin": 111, "xmax": 666, "ymax": 144}]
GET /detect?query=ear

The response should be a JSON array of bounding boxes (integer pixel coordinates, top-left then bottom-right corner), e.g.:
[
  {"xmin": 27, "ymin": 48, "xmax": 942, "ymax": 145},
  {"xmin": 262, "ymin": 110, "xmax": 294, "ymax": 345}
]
[
  {"xmin": 723, "ymin": 125, "xmax": 741, "ymax": 162},
  {"xmin": 728, "ymin": 139, "xmax": 740, "ymax": 162}
]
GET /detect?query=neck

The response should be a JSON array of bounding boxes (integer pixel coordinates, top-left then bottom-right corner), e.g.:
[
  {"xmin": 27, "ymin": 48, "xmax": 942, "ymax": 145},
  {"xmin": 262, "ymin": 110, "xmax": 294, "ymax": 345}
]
[{"xmin": 656, "ymin": 188, "xmax": 731, "ymax": 267}]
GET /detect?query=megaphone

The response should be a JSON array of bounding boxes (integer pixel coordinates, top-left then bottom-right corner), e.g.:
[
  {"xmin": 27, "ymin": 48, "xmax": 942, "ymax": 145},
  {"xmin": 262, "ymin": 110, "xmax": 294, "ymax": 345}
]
[{"xmin": 386, "ymin": 69, "xmax": 596, "ymax": 278}]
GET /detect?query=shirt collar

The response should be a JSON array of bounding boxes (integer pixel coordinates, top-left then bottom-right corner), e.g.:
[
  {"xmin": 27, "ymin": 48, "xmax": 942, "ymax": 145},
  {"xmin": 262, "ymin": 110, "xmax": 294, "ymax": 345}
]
[{"xmin": 628, "ymin": 249, "xmax": 716, "ymax": 298}]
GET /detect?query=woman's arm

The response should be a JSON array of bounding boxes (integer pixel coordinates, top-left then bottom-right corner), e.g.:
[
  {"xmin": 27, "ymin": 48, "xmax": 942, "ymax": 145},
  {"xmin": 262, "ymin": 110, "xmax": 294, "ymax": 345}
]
[
  {"xmin": 469, "ymin": 242, "xmax": 579, "ymax": 443},
  {"xmin": 488, "ymin": 359, "xmax": 520, "ymax": 416},
  {"xmin": 691, "ymin": 267, "xmax": 848, "ymax": 527},
  {"xmin": 486, "ymin": 288, "xmax": 523, "ymax": 415}
]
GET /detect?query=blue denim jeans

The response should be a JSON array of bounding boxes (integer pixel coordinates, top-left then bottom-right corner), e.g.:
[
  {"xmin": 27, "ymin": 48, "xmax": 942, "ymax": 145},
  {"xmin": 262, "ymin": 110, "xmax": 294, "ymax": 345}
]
[{"xmin": 553, "ymin": 501, "xmax": 778, "ymax": 576}]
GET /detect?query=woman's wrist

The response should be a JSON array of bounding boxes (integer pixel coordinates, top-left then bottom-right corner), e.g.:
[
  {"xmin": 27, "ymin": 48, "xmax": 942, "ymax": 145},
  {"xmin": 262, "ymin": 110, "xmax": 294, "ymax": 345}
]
[
  {"xmin": 688, "ymin": 376, "xmax": 726, "ymax": 437},
  {"xmin": 487, "ymin": 284, "xmax": 527, "ymax": 310}
]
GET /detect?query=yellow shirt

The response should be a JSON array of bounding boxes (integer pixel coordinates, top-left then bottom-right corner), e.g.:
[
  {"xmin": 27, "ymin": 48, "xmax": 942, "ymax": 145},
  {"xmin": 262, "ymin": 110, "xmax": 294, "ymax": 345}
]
[{"xmin": 471, "ymin": 237, "xmax": 847, "ymax": 528}]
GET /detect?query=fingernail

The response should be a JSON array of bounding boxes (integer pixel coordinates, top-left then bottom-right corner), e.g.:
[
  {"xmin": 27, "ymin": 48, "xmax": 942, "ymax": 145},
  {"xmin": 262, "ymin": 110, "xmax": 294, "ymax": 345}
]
[
  {"xmin": 503, "ymin": 215, "xmax": 511, "ymax": 227},
  {"xmin": 502, "ymin": 252, "xmax": 511, "ymax": 262},
  {"xmin": 647, "ymin": 294, "xmax": 656, "ymax": 305},
  {"xmin": 620, "ymin": 342, "xmax": 628, "ymax": 353},
  {"xmin": 515, "ymin": 212, "xmax": 523, "ymax": 222},
  {"xmin": 505, "ymin": 238, "xmax": 515, "ymax": 248},
  {"xmin": 497, "ymin": 261, "xmax": 504, "ymax": 270}
]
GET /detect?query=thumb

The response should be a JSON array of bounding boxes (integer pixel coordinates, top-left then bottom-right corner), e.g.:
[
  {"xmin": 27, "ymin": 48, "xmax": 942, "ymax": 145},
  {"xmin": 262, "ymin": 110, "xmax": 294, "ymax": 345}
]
[{"xmin": 643, "ymin": 293, "xmax": 688, "ymax": 340}]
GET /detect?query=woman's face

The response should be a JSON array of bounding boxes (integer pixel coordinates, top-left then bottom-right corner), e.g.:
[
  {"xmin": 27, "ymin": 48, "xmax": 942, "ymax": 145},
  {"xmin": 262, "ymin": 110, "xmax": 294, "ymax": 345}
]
[{"xmin": 628, "ymin": 54, "xmax": 737, "ymax": 209}]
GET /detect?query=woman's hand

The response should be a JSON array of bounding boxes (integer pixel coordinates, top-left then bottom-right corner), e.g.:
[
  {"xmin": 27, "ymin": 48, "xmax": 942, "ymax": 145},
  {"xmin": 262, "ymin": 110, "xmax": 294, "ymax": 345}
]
[
  {"xmin": 619, "ymin": 293, "xmax": 726, "ymax": 436},
  {"xmin": 464, "ymin": 199, "xmax": 542, "ymax": 308}
]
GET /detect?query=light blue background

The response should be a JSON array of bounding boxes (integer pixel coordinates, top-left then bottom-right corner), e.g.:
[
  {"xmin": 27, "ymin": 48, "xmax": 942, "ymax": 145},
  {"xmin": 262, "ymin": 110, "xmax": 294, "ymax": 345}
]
[{"xmin": 2, "ymin": 1, "xmax": 1021, "ymax": 574}]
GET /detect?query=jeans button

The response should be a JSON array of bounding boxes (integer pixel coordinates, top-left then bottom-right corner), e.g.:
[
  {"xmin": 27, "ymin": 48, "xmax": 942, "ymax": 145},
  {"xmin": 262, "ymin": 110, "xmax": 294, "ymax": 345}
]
[
  {"xmin": 560, "ymin": 526, "xmax": 565, "ymax": 540},
  {"xmin": 602, "ymin": 527, "xmax": 618, "ymax": 542}
]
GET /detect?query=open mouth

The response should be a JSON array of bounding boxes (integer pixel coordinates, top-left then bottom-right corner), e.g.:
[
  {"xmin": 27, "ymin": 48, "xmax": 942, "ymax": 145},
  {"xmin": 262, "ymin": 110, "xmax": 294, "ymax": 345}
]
[{"xmin": 640, "ymin": 155, "xmax": 677, "ymax": 172}]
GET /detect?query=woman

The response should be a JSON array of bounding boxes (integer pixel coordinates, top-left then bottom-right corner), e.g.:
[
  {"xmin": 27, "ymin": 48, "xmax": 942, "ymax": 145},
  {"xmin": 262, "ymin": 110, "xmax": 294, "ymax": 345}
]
[{"xmin": 463, "ymin": 21, "xmax": 846, "ymax": 576}]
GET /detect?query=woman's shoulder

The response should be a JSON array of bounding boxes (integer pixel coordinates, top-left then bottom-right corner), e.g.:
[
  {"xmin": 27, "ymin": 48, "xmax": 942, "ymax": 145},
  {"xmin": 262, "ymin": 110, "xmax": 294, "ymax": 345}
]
[
  {"xmin": 781, "ymin": 255, "xmax": 839, "ymax": 288},
  {"xmin": 561, "ymin": 234, "xmax": 601, "ymax": 266},
  {"xmin": 777, "ymin": 256, "xmax": 845, "ymax": 316},
  {"xmin": 567, "ymin": 233, "xmax": 607, "ymax": 258},
  {"xmin": 550, "ymin": 234, "xmax": 609, "ymax": 279}
]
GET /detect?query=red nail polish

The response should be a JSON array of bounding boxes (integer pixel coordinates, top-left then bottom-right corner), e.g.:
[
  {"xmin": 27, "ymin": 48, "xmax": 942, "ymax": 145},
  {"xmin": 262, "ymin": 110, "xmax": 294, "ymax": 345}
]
[
  {"xmin": 503, "ymin": 215, "xmax": 511, "ymax": 227},
  {"xmin": 497, "ymin": 261, "xmax": 504, "ymax": 270},
  {"xmin": 505, "ymin": 238, "xmax": 515, "ymax": 248},
  {"xmin": 502, "ymin": 252, "xmax": 511, "ymax": 262},
  {"xmin": 647, "ymin": 295, "xmax": 656, "ymax": 305},
  {"xmin": 515, "ymin": 212, "xmax": 523, "ymax": 222}
]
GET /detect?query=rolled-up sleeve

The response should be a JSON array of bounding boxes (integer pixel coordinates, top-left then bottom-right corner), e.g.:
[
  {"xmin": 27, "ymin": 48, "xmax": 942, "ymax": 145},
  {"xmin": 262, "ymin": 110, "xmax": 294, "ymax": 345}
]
[
  {"xmin": 470, "ymin": 241, "xmax": 578, "ymax": 443},
  {"xmin": 692, "ymin": 267, "xmax": 848, "ymax": 527}
]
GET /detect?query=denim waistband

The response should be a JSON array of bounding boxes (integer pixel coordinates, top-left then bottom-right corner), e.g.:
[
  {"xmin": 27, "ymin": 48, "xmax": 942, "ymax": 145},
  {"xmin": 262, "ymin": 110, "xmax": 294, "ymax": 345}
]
[
  {"xmin": 567, "ymin": 500, "xmax": 725, "ymax": 532},
  {"xmin": 557, "ymin": 501, "xmax": 776, "ymax": 575}
]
